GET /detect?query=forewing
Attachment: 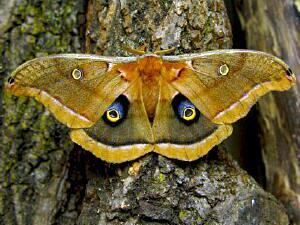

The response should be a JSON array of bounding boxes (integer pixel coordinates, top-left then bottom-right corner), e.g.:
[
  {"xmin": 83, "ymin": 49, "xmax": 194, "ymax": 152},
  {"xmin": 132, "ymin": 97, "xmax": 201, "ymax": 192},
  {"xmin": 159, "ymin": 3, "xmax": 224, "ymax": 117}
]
[
  {"xmin": 163, "ymin": 50, "xmax": 296, "ymax": 124},
  {"xmin": 5, "ymin": 54, "xmax": 137, "ymax": 128}
]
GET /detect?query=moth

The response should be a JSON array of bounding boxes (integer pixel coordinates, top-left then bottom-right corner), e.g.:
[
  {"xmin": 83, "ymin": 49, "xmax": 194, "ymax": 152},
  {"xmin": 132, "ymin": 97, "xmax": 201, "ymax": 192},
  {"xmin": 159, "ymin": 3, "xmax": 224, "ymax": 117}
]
[{"xmin": 5, "ymin": 49, "xmax": 296, "ymax": 163}]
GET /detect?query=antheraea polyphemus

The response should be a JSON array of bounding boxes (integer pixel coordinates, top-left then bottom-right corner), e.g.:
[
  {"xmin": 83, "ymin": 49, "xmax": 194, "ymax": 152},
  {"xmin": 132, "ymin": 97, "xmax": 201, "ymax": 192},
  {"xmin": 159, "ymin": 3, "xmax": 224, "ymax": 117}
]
[{"xmin": 5, "ymin": 49, "xmax": 296, "ymax": 163}]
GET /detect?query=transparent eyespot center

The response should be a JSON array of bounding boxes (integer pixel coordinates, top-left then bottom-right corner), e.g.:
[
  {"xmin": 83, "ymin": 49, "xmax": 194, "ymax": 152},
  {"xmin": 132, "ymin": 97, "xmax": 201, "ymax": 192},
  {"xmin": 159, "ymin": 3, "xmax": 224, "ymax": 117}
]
[
  {"xmin": 219, "ymin": 64, "xmax": 229, "ymax": 76},
  {"xmin": 106, "ymin": 109, "xmax": 120, "ymax": 122},
  {"xmin": 72, "ymin": 68, "xmax": 82, "ymax": 80},
  {"xmin": 183, "ymin": 107, "xmax": 196, "ymax": 121}
]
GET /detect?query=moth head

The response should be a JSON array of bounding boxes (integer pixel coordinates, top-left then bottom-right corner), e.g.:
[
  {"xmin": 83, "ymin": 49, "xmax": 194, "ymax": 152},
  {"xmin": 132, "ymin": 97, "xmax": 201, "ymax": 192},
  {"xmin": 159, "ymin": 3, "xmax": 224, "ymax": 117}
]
[
  {"xmin": 172, "ymin": 94, "xmax": 200, "ymax": 125},
  {"xmin": 102, "ymin": 95, "xmax": 129, "ymax": 126}
]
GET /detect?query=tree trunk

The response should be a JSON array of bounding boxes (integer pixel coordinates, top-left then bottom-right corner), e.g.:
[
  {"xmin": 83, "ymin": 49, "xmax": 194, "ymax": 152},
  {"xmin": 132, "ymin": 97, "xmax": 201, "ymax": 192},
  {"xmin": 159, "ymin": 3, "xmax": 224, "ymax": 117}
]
[
  {"xmin": 234, "ymin": 1, "xmax": 300, "ymax": 224},
  {"xmin": 0, "ymin": 0, "xmax": 291, "ymax": 224}
]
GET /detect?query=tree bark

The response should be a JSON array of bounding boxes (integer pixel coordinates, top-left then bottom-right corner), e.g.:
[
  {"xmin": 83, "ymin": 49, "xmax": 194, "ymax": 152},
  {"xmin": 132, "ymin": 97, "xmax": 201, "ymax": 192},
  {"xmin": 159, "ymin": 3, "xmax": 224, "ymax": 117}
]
[
  {"xmin": 0, "ymin": 0, "xmax": 291, "ymax": 224},
  {"xmin": 235, "ymin": 1, "xmax": 300, "ymax": 224}
]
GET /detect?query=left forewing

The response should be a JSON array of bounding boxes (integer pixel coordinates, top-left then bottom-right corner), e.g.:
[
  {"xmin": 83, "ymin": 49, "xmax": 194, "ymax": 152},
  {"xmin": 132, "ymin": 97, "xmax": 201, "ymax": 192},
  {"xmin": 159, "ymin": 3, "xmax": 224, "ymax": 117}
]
[{"xmin": 5, "ymin": 54, "xmax": 137, "ymax": 128}]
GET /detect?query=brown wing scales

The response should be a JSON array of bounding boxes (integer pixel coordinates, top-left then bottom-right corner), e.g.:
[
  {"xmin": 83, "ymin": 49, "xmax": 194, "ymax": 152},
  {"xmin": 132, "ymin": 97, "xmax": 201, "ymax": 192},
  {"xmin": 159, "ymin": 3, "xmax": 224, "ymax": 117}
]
[
  {"xmin": 165, "ymin": 50, "xmax": 296, "ymax": 124},
  {"xmin": 5, "ymin": 50, "xmax": 296, "ymax": 163},
  {"xmin": 6, "ymin": 56, "xmax": 136, "ymax": 128}
]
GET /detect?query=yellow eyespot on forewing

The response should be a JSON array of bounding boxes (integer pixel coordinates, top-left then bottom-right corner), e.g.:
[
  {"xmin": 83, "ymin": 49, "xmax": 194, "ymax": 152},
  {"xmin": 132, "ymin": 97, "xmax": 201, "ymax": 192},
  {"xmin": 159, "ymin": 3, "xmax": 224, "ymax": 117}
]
[
  {"xmin": 219, "ymin": 64, "xmax": 229, "ymax": 76},
  {"xmin": 106, "ymin": 109, "xmax": 120, "ymax": 122},
  {"xmin": 72, "ymin": 68, "xmax": 82, "ymax": 80},
  {"xmin": 183, "ymin": 107, "xmax": 196, "ymax": 121}
]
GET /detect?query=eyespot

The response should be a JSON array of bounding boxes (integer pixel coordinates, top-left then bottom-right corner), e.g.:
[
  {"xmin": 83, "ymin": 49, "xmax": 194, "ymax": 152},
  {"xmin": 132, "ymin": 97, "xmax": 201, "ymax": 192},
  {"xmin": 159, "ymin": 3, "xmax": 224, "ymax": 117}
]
[
  {"xmin": 172, "ymin": 94, "xmax": 200, "ymax": 125},
  {"xmin": 106, "ymin": 109, "xmax": 120, "ymax": 122},
  {"xmin": 72, "ymin": 68, "xmax": 82, "ymax": 80},
  {"xmin": 7, "ymin": 77, "xmax": 15, "ymax": 84},
  {"xmin": 102, "ymin": 95, "xmax": 129, "ymax": 126},
  {"xmin": 219, "ymin": 64, "xmax": 229, "ymax": 76},
  {"xmin": 182, "ymin": 107, "xmax": 196, "ymax": 121}
]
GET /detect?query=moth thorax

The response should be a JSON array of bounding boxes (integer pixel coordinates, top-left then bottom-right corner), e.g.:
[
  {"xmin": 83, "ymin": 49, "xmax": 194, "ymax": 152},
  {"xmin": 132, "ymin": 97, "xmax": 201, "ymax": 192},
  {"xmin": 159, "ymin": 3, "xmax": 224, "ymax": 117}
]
[
  {"xmin": 138, "ymin": 56, "xmax": 162, "ymax": 122},
  {"xmin": 138, "ymin": 56, "xmax": 162, "ymax": 79}
]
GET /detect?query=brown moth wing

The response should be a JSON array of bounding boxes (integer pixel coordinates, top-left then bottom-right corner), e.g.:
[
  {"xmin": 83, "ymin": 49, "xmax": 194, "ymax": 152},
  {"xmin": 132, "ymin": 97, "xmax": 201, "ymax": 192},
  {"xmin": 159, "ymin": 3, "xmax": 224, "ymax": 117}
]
[
  {"xmin": 163, "ymin": 50, "xmax": 296, "ymax": 124},
  {"xmin": 153, "ymin": 78, "xmax": 232, "ymax": 161},
  {"xmin": 5, "ymin": 54, "xmax": 137, "ymax": 128},
  {"xmin": 70, "ymin": 79, "xmax": 154, "ymax": 163}
]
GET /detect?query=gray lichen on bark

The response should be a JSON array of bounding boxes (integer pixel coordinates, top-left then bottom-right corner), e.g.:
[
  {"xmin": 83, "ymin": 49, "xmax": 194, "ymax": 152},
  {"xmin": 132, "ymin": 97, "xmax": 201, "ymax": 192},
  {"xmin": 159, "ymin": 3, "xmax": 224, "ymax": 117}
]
[
  {"xmin": 0, "ymin": 0, "xmax": 291, "ymax": 224},
  {"xmin": 0, "ymin": 0, "xmax": 87, "ymax": 224},
  {"xmin": 77, "ymin": 152, "xmax": 289, "ymax": 224},
  {"xmin": 85, "ymin": 0, "xmax": 232, "ymax": 55}
]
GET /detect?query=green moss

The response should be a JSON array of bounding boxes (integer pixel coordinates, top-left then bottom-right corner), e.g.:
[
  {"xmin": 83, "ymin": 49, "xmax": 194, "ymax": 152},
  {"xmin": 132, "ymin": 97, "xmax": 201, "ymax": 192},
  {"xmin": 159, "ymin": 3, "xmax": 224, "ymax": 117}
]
[
  {"xmin": 31, "ymin": 20, "xmax": 45, "ymax": 35},
  {"xmin": 26, "ymin": 35, "xmax": 36, "ymax": 45},
  {"xmin": 0, "ymin": 0, "xmax": 84, "ymax": 222},
  {"xmin": 179, "ymin": 210, "xmax": 188, "ymax": 221},
  {"xmin": 159, "ymin": 173, "xmax": 166, "ymax": 182},
  {"xmin": 27, "ymin": 6, "xmax": 38, "ymax": 16},
  {"xmin": 12, "ymin": 0, "xmax": 79, "ymax": 54},
  {"xmin": 179, "ymin": 210, "xmax": 203, "ymax": 225},
  {"xmin": 17, "ymin": 4, "xmax": 26, "ymax": 15}
]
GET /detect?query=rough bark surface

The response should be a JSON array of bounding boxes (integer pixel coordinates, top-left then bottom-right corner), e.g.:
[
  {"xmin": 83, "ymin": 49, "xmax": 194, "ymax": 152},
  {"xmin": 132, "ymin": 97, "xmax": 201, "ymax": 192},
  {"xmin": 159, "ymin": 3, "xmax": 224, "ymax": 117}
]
[
  {"xmin": 235, "ymin": 1, "xmax": 300, "ymax": 224},
  {"xmin": 0, "ymin": 0, "xmax": 87, "ymax": 224},
  {"xmin": 0, "ymin": 0, "xmax": 290, "ymax": 224}
]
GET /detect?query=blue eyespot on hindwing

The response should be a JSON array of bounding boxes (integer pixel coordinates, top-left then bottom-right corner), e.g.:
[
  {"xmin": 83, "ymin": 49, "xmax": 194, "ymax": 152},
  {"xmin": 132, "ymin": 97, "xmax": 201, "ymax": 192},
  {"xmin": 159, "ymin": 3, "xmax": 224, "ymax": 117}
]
[
  {"xmin": 172, "ymin": 94, "xmax": 200, "ymax": 125},
  {"xmin": 102, "ymin": 95, "xmax": 129, "ymax": 126}
]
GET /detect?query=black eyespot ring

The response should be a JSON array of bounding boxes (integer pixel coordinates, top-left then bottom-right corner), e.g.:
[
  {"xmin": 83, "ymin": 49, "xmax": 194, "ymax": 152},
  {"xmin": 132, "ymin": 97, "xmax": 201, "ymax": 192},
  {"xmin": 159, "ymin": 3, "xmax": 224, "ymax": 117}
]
[
  {"xmin": 7, "ymin": 77, "xmax": 15, "ymax": 84},
  {"xmin": 172, "ymin": 94, "xmax": 200, "ymax": 125},
  {"xmin": 286, "ymin": 68, "xmax": 293, "ymax": 77},
  {"xmin": 102, "ymin": 95, "xmax": 129, "ymax": 127}
]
